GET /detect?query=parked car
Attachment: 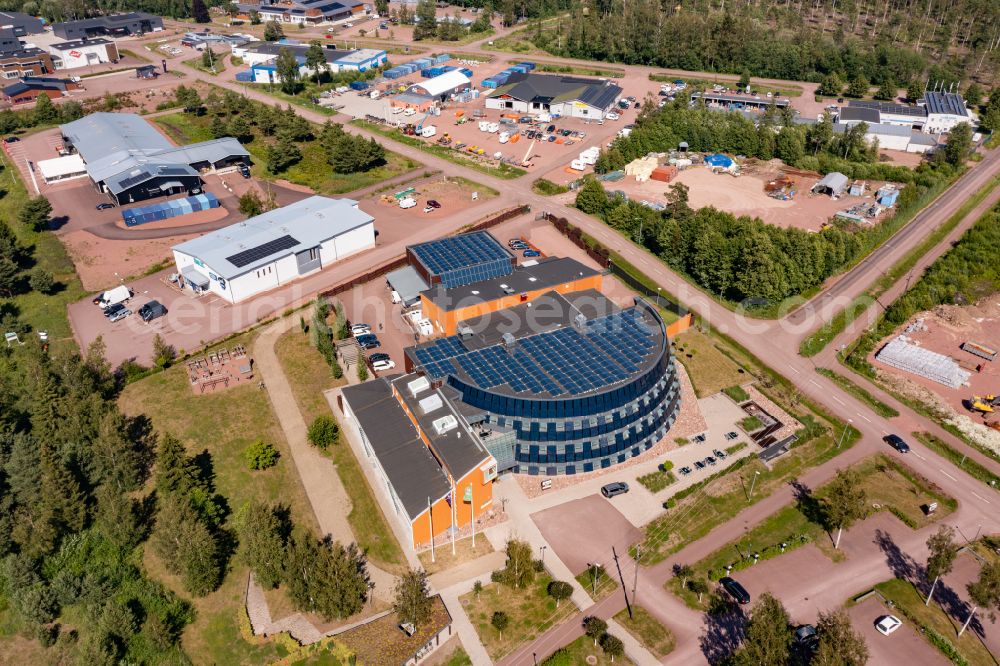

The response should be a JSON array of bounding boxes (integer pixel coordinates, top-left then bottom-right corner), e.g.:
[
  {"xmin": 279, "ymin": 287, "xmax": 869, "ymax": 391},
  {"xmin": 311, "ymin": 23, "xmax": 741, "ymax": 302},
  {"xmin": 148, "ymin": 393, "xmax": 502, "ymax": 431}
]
[
  {"xmin": 238, "ymin": 164, "xmax": 251, "ymax": 179},
  {"xmin": 713, "ymin": 449, "xmax": 727, "ymax": 459},
  {"xmin": 546, "ymin": 135, "xmax": 556, "ymax": 142},
  {"xmin": 678, "ymin": 466, "xmax": 692, "ymax": 476},
  {"xmin": 793, "ymin": 624, "xmax": 818, "ymax": 653},
  {"xmin": 875, "ymin": 615, "xmax": 902, "ymax": 636},
  {"xmin": 600, "ymin": 482, "xmax": 629, "ymax": 498},
  {"xmin": 720, "ymin": 577, "xmax": 750, "ymax": 605},
  {"xmin": 725, "ymin": 431, "xmax": 739, "ymax": 441},
  {"xmin": 705, "ymin": 456, "xmax": 717, "ymax": 466},
  {"xmin": 350, "ymin": 323, "xmax": 371, "ymax": 336},
  {"xmin": 523, "ymin": 249, "xmax": 541, "ymax": 257},
  {"xmin": 3, "ymin": 136, "xmax": 18, "ymax": 143},
  {"xmin": 694, "ymin": 460, "xmax": 706, "ymax": 470},
  {"xmin": 693, "ymin": 434, "xmax": 707, "ymax": 443},
  {"xmin": 103, "ymin": 303, "xmax": 127, "ymax": 319},
  {"xmin": 107, "ymin": 308, "xmax": 131, "ymax": 323},
  {"xmin": 96, "ymin": 203, "xmax": 115, "ymax": 210},
  {"xmin": 885, "ymin": 434, "xmax": 910, "ymax": 453},
  {"xmin": 508, "ymin": 238, "xmax": 524, "ymax": 247},
  {"xmin": 606, "ymin": 112, "xmax": 621, "ymax": 120},
  {"xmin": 372, "ymin": 359, "xmax": 396, "ymax": 372},
  {"xmin": 545, "ymin": 124, "xmax": 555, "ymax": 133},
  {"xmin": 426, "ymin": 200, "xmax": 441, "ymax": 208},
  {"xmin": 368, "ymin": 352, "xmax": 390, "ymax": 363},
  {"xmin": 138, "ymin": 300, "xmax": 167, "ymax": 322},
  {"xmin": 355, "ymin": 334, "xmax": 380, "ymax": 349}
]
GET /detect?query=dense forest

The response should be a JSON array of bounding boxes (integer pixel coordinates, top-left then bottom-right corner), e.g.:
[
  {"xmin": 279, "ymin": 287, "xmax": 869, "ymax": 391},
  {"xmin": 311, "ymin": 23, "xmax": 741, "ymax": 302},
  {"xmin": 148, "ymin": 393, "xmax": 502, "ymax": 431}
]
[{"xmin": 509, "ymin": 0, "xmax": 999, "ymax": 84}]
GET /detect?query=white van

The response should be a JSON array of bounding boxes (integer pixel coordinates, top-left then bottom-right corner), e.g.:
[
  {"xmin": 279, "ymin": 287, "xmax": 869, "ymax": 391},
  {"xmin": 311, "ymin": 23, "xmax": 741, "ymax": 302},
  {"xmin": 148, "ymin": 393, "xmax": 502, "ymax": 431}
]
[
  {"xmin": 93, "ymin": 285, "xmax": 133, "ymax": 309},
  {"xmin": 399, "ymin": 197, "xmax": 417, "ymax": 209},
  {"xmin": 421, "ymin": 125, "xmax": 437, "ymax": 138},
  {"xmin": 369, "ymin": 90, "xmax": 381, "ymax": 100},
  {"xmin": 487, "ymin": 122, "xmax": 500, "ymax": 133},
  {"xmin": 391, "ymin": 106, "xmax": 404, "ymax": 114},
  {"xmin": 403, "ymin": 107, "xmax": 416, "ymax": 116},
  {"xmin": 498, "ymin": 131, "xmax": 510, "ymax": 144},
  {"xmin": 478, "ymin": 120, "xmax": 490, "ymax": 132}
]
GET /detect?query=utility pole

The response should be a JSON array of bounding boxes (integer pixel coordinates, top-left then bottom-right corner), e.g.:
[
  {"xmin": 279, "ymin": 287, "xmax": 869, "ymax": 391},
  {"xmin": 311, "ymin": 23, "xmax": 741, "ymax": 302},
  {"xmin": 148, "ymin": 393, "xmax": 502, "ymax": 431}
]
[
  {"xmin": 631, "ymin": 544, "xmax": 641, "ymax": 602},
  {"xmin": 748, "ymin": 470, "xmax": 761, "ymax": 500},
  {"xmin": 612, "ymin": 546, "xmax": 633, "ymax": 619}
]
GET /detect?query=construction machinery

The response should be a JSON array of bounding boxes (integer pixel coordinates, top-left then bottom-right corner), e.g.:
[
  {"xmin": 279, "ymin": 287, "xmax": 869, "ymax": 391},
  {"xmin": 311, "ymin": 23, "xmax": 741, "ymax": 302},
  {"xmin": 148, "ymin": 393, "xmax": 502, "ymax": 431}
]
[
  {"xmin": 968, "ymin": 395, "xmax": 998, "ymax": 414},
  {"xmin": 520, "ymin": 139, "xmax": 536, "ymax": 168}
]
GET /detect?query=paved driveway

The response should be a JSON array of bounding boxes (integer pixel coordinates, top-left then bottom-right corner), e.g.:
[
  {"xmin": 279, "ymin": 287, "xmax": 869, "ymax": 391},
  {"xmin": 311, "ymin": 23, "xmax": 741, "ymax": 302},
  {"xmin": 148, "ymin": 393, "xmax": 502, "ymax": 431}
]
[
  {"xmin": 532, "ymin": 494, "xmax": 641, "ymax": 575},
  {"xmin": 848, "ymin": 597, "xmax": 950, "ymax": 666}
]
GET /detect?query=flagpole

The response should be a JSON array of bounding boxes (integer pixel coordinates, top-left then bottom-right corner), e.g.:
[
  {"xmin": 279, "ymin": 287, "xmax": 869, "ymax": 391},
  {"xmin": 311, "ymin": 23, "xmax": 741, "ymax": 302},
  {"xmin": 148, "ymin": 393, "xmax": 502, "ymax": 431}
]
[
  {"xmin": 428, "ymin": 496, "xmax": 435, "ymax": 564},
  {"xmin": 470, "ymin": 484, "xmax": 476, "ymax": 549},
  {"xmin": 451, "ymin": 478, "xmax": 457, "ymax": 556}
]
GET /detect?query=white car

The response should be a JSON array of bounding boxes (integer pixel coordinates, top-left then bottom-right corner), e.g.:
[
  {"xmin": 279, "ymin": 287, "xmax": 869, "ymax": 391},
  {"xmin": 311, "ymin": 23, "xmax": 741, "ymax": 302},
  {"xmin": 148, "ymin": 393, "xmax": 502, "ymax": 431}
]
[
  {"xmin": 372, "ymin": 359, "xmax": 396, "ymax": 372},
  {"xmin": 875, "ymin": 615, "xmax": 902, "ymax": 636},
  {"xmin": 351, "ymin": 324, "xmax": 371, "ymax": 336},
  {"xmin": 606, "ymin": 112, "xmax": 620, "ymax": 121}
]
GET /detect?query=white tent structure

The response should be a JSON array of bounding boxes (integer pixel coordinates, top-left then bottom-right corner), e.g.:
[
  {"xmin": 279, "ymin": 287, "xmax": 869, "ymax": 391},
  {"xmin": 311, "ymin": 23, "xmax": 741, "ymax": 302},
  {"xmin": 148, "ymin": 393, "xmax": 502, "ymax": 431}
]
[
  {"xmin": 875, "ymin": 336, "xmax": 970, "ymax": 388},
  {"xmin": 38, "ymin": 154, "xmax": 87, "ymax": 184}
]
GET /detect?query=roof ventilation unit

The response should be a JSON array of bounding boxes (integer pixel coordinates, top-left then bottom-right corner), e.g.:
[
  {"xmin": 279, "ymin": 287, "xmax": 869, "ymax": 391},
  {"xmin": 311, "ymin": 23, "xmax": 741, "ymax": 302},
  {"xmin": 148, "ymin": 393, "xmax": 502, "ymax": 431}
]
[
  {"xmin": 418, "ymin": 393, "xmax": 443, "ymax": 414},
  {"xmin": 458, "ymin": 325, "xmax": 474, "ymax": 339},
  {"xmin": 407, "ymin": 376, "xmax": 430, "ymax": 397},
  {"xmin": 501, "ymin": 332, "xmax": 515, "ymax": 348},
  {"xmin": 573, "ymin": 313, "xmax": 587, "ymax": 330},
  {"xmin": 432, "ymin": 414, "xmax": 458, "ymax": 435}
]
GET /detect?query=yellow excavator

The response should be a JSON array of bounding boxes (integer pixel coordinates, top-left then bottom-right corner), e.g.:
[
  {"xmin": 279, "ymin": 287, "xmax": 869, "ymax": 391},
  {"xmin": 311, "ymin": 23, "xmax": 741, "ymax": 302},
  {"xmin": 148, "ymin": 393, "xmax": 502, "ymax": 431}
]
[{"xmin": 969, "ymin": 395, "xmax": 997, "ymax": 414}]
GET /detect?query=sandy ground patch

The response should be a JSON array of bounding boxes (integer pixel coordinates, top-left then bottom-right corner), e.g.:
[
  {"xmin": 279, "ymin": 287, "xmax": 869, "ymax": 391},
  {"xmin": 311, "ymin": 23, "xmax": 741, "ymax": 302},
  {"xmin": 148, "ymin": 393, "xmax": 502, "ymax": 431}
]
[
  {"xmin": 870, "ymin": 294, "xmax": 1000, "ymax": 453},
  {"xmin": 63, "ymin": 228, "xmax": 200, "ymax": 291},
  {"xmin": 372, "ymin": 175, "xmax": 493, "ymax": 220}
]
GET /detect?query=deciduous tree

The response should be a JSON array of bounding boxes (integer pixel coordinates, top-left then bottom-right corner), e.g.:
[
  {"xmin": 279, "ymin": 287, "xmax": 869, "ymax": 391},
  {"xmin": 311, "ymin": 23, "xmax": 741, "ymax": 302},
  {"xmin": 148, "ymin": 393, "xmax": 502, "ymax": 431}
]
[
  {"xmin": 822, "ymin": 467, "xmax": 867, "ymax": 548},
  {"xmin": 275, "ymin": 47, "xmax": 301, "ymax": 95},
  {"xmin": 263, "ymin": 21, "xmax": 284, "ymax": 41},
  {"xmin": 730, "ymin": 592, "xmax": 791, "ymax": 666},
  {"xmin": 961, "ymin": 561, "xmax": 1000, "ymax": 636},
  {"xmin": 925, "ymin": 525, "xmax": 958, "ymax": 605},
  {"xmin": 813, "ymin": 609, "xmax": 868, "ymax": 666},
  {"xmin": 394, "ymin": 568, "xmax": 433, "ymax": 627},
  {"xmin": 491, "ymin": 610, "xmax": 509, "ymax": 640},
  {"xmin": 236, "ymin": 501, "xmax": 288, "ymax": 589},
  {"xmin": 584, "ymin": 615, "xmax": 607, "ymax": 646}
]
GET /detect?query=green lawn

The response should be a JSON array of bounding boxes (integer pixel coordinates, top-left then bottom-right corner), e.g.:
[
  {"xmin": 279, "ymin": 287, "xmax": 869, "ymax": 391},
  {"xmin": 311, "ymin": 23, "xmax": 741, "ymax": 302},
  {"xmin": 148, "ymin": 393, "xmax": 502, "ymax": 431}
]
[
  {"xmin": 460, "ymin": 574, "xmax": 565, "ymax": 661},
  {"xmin": 667, "ymin": 454, "xmax": 957, "ymax": 610},
  {"xmin": 672, "ymin": 329, "xmax": 748, "ymax": 398},
  {"xmin": 575, "ymin": 566, "xmax": 617, "ymax": 601},
  {"xmin": 815, "ymin": 367, "xmax": 899, "ymax": 417},
  {"xmin": 613, "ymin": 605, "xmax": 675, "ymax": 658},
  {"xmin": 722, "ymin": 385, "xmax": 750, "ymax": 403},
  {"xmin": 532, "ymin": 178, "xmax": 569, "ymax": 196},
  {"xmin": 875, "ymin": 578, "xmax": 996, "ymax": 666},
  {"xmin": 155, "ymin": 112, "xmax": 418, "ymax": 196},
  {"xmin": 540, "ymin": 634, "xmax": 635, "ymax": 665},
  {"xmin": 183, "ymin": 53, "xmax": 226, "ymax": 75},
  {"xmin": 273, "ymin": 327, "xmax": 407, "ymax": 572},
  {"xmin": 0, "ymin": 161, "xmax": 87, "ymax": 353},
  {"xmin": 118, "ymin": 332, "xmax": 316, "ymax": 661},
  {"xmin": 637, "ymin": 466, "xmax": 676, "ymax": 494},
  {"xmin": 533, "ymin": 61, "xmax": 625, "ymax": 78},
  {"xmin": 353, "ymin": 119, "xmax": 528, "ymax": 180}
]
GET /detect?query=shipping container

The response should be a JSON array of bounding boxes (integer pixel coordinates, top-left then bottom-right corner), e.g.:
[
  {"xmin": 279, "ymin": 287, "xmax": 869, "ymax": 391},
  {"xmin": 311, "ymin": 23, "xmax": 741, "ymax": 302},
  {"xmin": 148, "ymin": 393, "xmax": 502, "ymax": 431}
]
[
  {"xmin": 349, "ymin": 80, "xmax": 369, "ymax": 90},
  {"xmin": 518, "ymin": 61, "xmax": 536, "ymax": 70},
  {"xmin": 434, "ymin": 53, "xmax": 451, "ymax": 63}
]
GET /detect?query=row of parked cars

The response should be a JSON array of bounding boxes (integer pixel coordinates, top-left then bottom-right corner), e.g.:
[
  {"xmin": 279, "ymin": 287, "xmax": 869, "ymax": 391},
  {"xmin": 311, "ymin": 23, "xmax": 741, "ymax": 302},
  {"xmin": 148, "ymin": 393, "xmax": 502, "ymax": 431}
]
[
  {"xmin": 508, "ymin": 238, "xmax": 540, "ymax": 258},
  {"xmin": 93, "ymin": 286, "xmax": 167, "ymax": 324},
  {"xmin": 350, "ymin": 323, "xmax": 395, "ymax": 372}
]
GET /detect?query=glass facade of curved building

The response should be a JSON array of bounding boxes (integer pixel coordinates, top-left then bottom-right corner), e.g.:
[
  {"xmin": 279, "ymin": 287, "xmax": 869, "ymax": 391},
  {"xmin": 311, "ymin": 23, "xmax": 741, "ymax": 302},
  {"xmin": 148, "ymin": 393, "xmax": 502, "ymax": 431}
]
[{"xmin": 408, "ymin": 294, "xmax": 682, "ymax": 475}]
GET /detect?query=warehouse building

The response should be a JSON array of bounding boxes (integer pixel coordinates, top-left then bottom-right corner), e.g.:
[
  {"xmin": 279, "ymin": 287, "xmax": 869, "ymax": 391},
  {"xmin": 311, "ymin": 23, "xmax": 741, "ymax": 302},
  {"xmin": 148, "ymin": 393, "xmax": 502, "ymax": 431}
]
[
  {"xmin": 812, "ymin": 172, "xmax": 849, "ymax": 197},
  {"xmin": 844, "ymin": 93, "xmax": 975, "ymax": 134},
  {"xmin": 0, "ymin": 11, "xmax": 44, "ymax": 36},
  {"xmin": 340, "ymin": 374, "xmax": 497, "ymax": 550},
  {"xmin": 922, "ymin": 91, "xmax": 976, "ymax": 134},
  {"xmin": 2, "ymin": 76, "xmax": 79, "ymax": 104},
  {"xmin": 407, "ymin": 70, "xmax": 471, "ymax": 102},
  {"xmin": 235, "ymin": 0, "xmax": 368, "ymax": 25},
  {"xmin": 691, "ymin": 90, "xmax": 790, "ymax": 110},
  {"xmin": 48, "ymin": 38, "xmax": 120, "ymax": 69},
  {"xmin": 0, "ymin": 29, "xmax": 54, "ymax": 78},
  {"xmin": 234, "ymin": 41, "xmax": 386, "ymax": 80},
  {"xmin": 60, "ymin": 113, "xmax": 249, "ymax": 205},
  {"xmin": 847, "ymin": 100, "xmax": 928, "ymax": 130},
  {"xmin": 172, "ymin": 196, "xmax": 375, "ymax": 303},
  {"xmin": 52, "ymin": 12, "xmax": 163, "ymax": 39},
  {"xmin": 485, "ymin": 72, "xmax": 622, "ymax": 120}
]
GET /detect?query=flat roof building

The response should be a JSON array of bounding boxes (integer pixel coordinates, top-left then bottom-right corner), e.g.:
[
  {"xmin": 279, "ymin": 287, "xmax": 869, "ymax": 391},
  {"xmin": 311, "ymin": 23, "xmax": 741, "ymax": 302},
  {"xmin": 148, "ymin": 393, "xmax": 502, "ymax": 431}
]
[
  {"xmin": 0, "ymin": 11, "xmax": 44, "ymax": 36},
  {"xmin": 691, "ymin": 90, "xmax": 790, "ymax": 110},
  {"xmin": 485, "ymin": 72, "xmax": 623, "ymax": 120},
  {"xmin": 407, "ymin": 231, "xmax": 516, "ymax": 289},
  {"xmin": 48, "ymin": 38, "xmax": 121, "ymax": 69},
  {"xmin": 60, "ymin": 113, "xmax": 250, "ymax": 205},
  {"xmin": 922, "ymin": 91, "xmax": 975, "ymax": 134},
  {"xmin": 235, "ymin": 0, "xmax": 367, "ymax": 25},
  {"xmin": 52, "ymin": 12, "xmax": 163, "ymax": 40},
  {"xmin": 2, "ymin": 75, "xmax": 79, "ymax": 104},
  {"xmin": 172, "ymin": 196, "xmax": 375, "ymax": 303},
  {"xmin": 233, "ymin": 41, "xmax": 387, "ymax": 77}
]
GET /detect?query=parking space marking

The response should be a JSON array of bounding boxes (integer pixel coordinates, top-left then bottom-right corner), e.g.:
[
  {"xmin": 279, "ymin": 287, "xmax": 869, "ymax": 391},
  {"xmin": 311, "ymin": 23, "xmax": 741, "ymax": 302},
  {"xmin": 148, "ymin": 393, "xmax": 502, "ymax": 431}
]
[
  {"xmin": 972, "ymin": 492, "xmax": 992, "ymax": 504},
  {"xmin": 832, "ymin": 395, "xmax": 846, "ymax": 406},
  {"xmin": 788, "ymin": 365, "xmax": 800, "ymax": 374},
  {"xmin": 809, "ymin": 378, "xmax": 821, "ymax": 387},
  {"xmin": 939, "ymin": 469, "xmax": 958, "ymax": 482},
  {"xmin": 858, "ymin": 413, "xmax": 872, "ymax": 423},
  {"xmin": 912, "ymin": 453, "xmax": 926, "ymax": 461}
]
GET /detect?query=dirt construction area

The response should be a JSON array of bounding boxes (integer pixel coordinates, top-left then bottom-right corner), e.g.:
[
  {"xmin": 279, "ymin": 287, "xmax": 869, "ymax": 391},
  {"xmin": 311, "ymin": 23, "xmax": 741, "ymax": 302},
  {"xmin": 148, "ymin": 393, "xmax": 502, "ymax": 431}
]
[
  {"xmin": 598, "ymin": 164, "xmax": 892, "ymax": 232},
  {"xmin": 870, "ymin": 295, "xmax": 1000, "ymax": 453}
]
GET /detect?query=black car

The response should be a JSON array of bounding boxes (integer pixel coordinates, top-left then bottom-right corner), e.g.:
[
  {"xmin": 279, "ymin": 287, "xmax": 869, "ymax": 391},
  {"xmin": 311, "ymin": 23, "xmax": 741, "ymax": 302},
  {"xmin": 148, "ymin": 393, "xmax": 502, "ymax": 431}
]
[
  {"xmin": 713, "ymin": 449, "xmax": 727, "ymax": 459},
  {"xmin": 694, "ymin": 460, "xmax": 706, "ymax": 470},
  {"xmin": 356, "ymin": 334, "xmax": 381, "ymax": 349},
  {"xmin": 96, "ymin": 203, "xmax": 115, "ymax": 210},
  {"xmin": 885, "ymin": 434, "xmax": 910, "ymax": 453},
  {"xmin": 238, "ymin": 165, "xmax": 251, "ymax": 179},
  {"xmin": 705, "ymin": 456, "xmax": 717, "ymax": 466},
  {"xmin": 600, "ymin": 482, "xmax": 629, "ymax": 498},
  {"xmin": 139, "ymin": 300, "xmax": 167, "ymax": 322},
  {"xmin": 545, "ymin": 124, "xmax": 556, "ymax": 133},
  {"xmin": 103, "ymin": 303, "xmax": 127, "ymax": 318},
  {"xmin": 678, "ymin": 466, "xmax": 692, "ymax": 476},
  {"xmin": 793, "ymin": 624, "xmax": 819, "ymax": 652},
  {"xmin": 720, "ymin": 577, "xmax": 750, "ymax": 604},
  {"xmin": 3, "ymin": 136, "xmax": 18, "ymax": 143},
  {"xmin": 368, "ymin": 352, "xmax": 390, "ymax": 363}
]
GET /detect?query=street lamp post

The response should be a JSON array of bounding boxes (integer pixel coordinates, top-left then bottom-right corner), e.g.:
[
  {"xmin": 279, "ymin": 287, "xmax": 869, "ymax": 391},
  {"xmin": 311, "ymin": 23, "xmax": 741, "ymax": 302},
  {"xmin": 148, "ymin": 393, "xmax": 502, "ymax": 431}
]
[
  {"xmin": 539, "ymin": 545, "xmax": 547, "ymax": 564},
  {"xmin": 748, "ymin": 470, "xmax": 761, "ymax": 500},
  {"xmin": 837, "ymin": 418, "xmax": 853, "ymax": 449}
]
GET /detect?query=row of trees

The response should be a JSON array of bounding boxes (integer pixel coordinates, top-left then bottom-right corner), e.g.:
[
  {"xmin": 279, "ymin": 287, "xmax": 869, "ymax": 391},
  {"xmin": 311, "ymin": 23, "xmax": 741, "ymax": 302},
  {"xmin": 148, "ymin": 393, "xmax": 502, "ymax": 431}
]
[
  {"xmin": 319, "ymin": 121, "xmax": 387, "ymax": 174},
  {"xmin": 0, "ymin": 198, "xmax": 57, "ymax": 300},
  {"xmin": 236, "ymin": 501, "xmax": 370, "ymax": 619},
  {"xmin": 411, "ymin": 0, "xmax": 492, "ymax": 40}
]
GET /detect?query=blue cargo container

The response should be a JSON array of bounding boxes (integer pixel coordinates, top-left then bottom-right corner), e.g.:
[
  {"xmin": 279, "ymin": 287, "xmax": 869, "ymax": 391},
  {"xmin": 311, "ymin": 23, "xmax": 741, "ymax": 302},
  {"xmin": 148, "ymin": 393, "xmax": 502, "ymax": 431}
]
[
  {"xmin": 459, "ymin": 67, "xmax": 473, "ymax": 77},
  {"xmin": 349, "ymin": 80, "xmax": 369, "ymax": 90},
  {"xmin": 121, "ymin": 193, "xmax": 219, "ymax": 227},
  {"xmin": 434, "ymin": 54, "xmax": 450, "ymax": 63},
  {"xmin": 481, "ymin": 78, "xmax": 499, "ymax": 89},
  {"xmin": 413, "ymin": 58, "xmax": 432, "ymax": 68},
  {"xmin": 518, "ymin": 61, "xmax": 536, "ymax": 70},
  {"xmin": 235, "ymin": 70, "xmax": 253, "ymax": 82},
  {"xmin": 384, "ymin": 69, "xmax": 403, "ymax": 79}
]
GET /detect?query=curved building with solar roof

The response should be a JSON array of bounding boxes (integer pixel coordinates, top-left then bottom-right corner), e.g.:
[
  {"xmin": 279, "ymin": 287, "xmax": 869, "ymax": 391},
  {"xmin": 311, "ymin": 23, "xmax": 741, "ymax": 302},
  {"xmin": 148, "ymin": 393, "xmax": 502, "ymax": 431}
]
[{"xmin": 404, "ymin": 290, "xmax": 681, "ymax": 475}]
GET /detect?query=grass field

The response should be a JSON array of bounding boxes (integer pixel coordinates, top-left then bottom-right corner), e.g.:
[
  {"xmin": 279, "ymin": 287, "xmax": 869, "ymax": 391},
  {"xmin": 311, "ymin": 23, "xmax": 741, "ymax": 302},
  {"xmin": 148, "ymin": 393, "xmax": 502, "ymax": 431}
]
[
  {"xmin": 532, "ymin": 60, "xmax": 625, "ymax": 78},
  {"xmin": 672, "ymin": 329, "xmax": 748, "ymax": 397},
  {"xmin": 613, "ymin": 605, "xmax": 675, "ymax": 658},
  {"xmin": 637, "ymin": 466, "xmax": 677, "ymax": 494},
  {"xmin": 0, "ymin": 161, "xmax": 87, "ymax": 353},
  {"xmin": 183, "ymin": 52, "xmax": 226, "ymax": 75},
  {"xmin": 575, "ymin": 566, "xmax": 616, "ymax": 601},
  {"xmin": 273, "ymin": 326, "xmax": 406, "ymax": 572},
  {"xmin": 155, "ymin": 112, "xmax": 417, "ymax": 195},
  {"xmin": 532, "ymin": 178, "xmax": 569, "ymax": 196},
  {"xmin": 875, "ymin": 578, "xmax": 996, "ymax": 666},
  {"xmin": 118, "ymin": 332, "xmax": 315, "ymax": 662},
  {"xmin": 461, "ymin": 574, "xmax": 563, "ymax": 661},
  {"xmin": 667, "ymin": 454, "xmax": 957, "ymax": 610},
  {"xmin": 541, "ymin": 634, "xmax": 635, "ymax": 665}
]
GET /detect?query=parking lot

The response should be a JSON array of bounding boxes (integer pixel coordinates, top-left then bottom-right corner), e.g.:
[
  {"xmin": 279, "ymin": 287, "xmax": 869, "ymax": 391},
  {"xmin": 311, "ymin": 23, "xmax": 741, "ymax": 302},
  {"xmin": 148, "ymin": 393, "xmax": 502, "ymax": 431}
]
[{"xmin": 848, "ymin": 597, "xmax": 950, "ymax": 666}]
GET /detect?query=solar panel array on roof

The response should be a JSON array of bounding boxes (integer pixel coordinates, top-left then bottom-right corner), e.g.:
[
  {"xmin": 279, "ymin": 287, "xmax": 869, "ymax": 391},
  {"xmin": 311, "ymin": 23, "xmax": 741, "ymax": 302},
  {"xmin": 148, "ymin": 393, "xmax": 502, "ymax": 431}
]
[
  {"xmin": 413, "ymin": 308, "xmax": 657, "ymax": 397},
  {"xmin": 118, "ymin": 170, "xmax": 152, "ymax": 189},
  {"xmin": 849, "ymin": 100, "xmax": 926, "ymax": 118},
  {"xmin": 226, "ymin": 234, "xmax": 299, "ymax": 268},
  {"xmin": 410, "ymin": 232, "xmax": 513, "ymax": 288}
]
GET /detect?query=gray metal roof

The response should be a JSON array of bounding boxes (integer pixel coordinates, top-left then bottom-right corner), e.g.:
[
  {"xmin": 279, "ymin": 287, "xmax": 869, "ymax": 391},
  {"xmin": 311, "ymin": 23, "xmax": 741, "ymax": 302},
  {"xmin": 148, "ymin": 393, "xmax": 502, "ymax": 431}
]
[
  {"xmin": 61, "ymin": 113, "xmax": 249, "ymax": 186},
  {"xmin": 838, "ymin": 106, "xmax": 880, "ymax": 124},
  {"xmin": 815, "ymin": 171, "xmax": 849, "ymax": 193},
  {"xmin": 422, "ymin": 257, "xmax": 600, "ymax": 311},
  {"xmin": 923, "ymin": 92, "xmax": 968, "ymax": 117},
  {"xmin": 341, "ymin": 378, "xmax": 451, "ymax": 521},
  {"xmin": 692, "ymin": 91, "xmax": 790, "ymax": 107},
  {"xmin": 490, "ymin": 73, "xmax": 622, "ymax": 111},
  {"xmin": 51, "ymin": 38, "xmax": 113, "ymax": 50},
  {"xmin": 390, "ymin": 375, "xmax": 492, "ymax": 482},
  {"xmin": 104, "ymin": 163, "xmax": 199, "ymax": 195},
  {"xmin": 173, "ymin": 196, "xmax": 373, "ymax": 280},
  {"xmin": 241, "ymin": 41, "xmax": 354, "ymax": 65},
  {"xmin": 386, "ymin": 264, "xmax": 430, "ymax": 306},
  {"xmin": 849, "ymin": 99, "xmax": 926, "ymax": 118}
]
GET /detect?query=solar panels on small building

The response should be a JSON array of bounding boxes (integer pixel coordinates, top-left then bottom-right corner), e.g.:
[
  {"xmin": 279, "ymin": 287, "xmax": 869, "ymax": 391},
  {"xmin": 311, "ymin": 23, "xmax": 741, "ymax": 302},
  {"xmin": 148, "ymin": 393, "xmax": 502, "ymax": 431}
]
[{"xmin": 225, "ymin": 234, "xmax": 299, "ymax": 268}]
